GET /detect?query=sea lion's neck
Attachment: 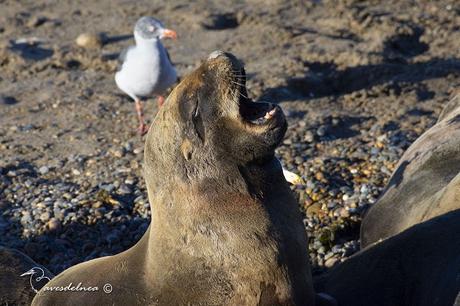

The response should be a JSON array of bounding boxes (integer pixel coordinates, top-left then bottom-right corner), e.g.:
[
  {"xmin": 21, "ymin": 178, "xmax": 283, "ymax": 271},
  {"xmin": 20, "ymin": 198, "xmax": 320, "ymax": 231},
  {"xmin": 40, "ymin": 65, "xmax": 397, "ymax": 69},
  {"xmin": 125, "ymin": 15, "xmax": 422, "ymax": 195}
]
[
  {"xmin": 142, "ymin": 157, "xmax": 293, "ymax": 272},
  {"xmin": 236, "ymin": 157, "xmax": 287, "ymax": 198}
]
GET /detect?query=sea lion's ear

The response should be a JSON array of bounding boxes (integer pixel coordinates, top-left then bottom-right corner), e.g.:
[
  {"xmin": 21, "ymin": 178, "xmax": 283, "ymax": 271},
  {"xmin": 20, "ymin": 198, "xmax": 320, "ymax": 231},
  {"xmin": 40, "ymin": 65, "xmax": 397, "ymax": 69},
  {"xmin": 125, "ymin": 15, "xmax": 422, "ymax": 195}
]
[{"xmin": 181, "ymin": 138, "xmax": 194, "ymax": 161}]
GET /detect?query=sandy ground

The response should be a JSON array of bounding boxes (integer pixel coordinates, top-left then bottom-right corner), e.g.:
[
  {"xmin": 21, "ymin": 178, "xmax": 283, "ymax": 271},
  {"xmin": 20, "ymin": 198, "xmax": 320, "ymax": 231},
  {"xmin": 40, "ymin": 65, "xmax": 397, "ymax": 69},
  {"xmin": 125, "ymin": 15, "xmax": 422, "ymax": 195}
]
[{"xmin": 0, "ymin": 0, "xmax": 459, "ymax": 274}]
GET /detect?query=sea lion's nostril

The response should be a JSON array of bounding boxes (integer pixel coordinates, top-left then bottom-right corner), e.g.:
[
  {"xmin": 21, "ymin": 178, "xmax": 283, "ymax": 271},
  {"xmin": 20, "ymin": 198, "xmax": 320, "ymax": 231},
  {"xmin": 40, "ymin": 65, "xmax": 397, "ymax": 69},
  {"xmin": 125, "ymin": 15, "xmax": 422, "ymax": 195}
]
[
  {"xmin": 207, "ymin": 51, "xmax": 244, "ymax": 72},
  {"xmin": 208, "ymin": 50, "xmax": 226, "ymax": 60}
]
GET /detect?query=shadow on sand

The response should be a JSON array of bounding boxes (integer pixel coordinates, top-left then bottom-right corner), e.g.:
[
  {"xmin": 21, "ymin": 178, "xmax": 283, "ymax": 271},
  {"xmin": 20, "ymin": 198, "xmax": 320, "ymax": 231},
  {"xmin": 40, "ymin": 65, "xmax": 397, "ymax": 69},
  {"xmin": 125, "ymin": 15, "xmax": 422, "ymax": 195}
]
[{"xmin": 260, "ymin": 57, "xmax": 460, "ymax": 103}]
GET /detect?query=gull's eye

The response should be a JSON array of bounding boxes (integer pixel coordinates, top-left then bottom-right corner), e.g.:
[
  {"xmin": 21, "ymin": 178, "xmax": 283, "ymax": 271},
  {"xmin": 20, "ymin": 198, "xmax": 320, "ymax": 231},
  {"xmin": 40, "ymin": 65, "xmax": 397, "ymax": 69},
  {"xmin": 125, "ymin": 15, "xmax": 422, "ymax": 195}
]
[{"xmin": 148, "ymin": 25, "xmax": 155, "ymax": 32}]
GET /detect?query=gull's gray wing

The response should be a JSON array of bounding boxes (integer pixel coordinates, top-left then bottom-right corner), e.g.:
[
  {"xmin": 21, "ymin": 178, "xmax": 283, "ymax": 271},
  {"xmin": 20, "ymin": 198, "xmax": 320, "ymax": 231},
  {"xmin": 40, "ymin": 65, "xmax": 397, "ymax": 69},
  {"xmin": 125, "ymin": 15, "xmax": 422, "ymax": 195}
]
[
  {"xmin": 117, "ymin": 45, "xmax": 134, "ymax": 71},
  {"xmin": 165, "ymin": 48, "xmax": 174, "ymax": 66},
  {"xmin": 165, "ymin": 48, "xmax": 180, "ymax": 82}
]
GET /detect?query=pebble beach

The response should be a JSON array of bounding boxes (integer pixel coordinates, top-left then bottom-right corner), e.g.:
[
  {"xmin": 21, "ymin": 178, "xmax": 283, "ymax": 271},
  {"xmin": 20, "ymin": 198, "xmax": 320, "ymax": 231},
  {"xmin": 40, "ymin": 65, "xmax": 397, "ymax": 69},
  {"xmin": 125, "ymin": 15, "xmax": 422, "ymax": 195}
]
[{"xmin": 1, "ymin": 0, "xmax": 459, "ymax": 275}]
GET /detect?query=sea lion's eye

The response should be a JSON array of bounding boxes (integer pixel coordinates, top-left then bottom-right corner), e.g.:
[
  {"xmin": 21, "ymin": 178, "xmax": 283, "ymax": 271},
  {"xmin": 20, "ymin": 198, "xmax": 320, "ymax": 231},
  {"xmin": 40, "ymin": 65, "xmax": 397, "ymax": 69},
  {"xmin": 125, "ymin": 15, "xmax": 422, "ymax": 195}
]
[
  {"xmin": 193, "ymin": 104, "xmax": 199, "ymax": 118},
  {"xmin": 177, "ymin": 94, "xmax": 205, "ymax": 142},
  {"xmin": 192, "ymin": 99, "xmax": 205, "ymax": 142}
]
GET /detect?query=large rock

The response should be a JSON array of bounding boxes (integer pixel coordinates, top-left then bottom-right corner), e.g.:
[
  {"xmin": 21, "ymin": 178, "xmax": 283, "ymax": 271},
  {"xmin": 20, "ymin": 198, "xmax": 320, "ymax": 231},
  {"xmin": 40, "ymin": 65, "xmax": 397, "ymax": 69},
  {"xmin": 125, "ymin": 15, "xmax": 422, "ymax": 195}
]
[
  {"xmin": 315, "ymin": 210, "xmax": 460, "ymax": 306},
  {"xmin": 361, "ymin": 94, "xmax": 460, "ymax": 247}
]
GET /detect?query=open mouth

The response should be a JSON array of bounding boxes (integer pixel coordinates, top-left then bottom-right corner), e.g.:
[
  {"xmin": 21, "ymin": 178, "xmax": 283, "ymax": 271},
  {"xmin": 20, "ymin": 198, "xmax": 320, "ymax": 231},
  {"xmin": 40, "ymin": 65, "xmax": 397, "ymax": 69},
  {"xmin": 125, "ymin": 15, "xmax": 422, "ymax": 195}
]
[
  {"xmin": 239, "ymin": 99, "xmax": 279, "ymax": 126},
  {"xmin": 234, "ymin": 69, "xmax": 281, "ymax": 126}
]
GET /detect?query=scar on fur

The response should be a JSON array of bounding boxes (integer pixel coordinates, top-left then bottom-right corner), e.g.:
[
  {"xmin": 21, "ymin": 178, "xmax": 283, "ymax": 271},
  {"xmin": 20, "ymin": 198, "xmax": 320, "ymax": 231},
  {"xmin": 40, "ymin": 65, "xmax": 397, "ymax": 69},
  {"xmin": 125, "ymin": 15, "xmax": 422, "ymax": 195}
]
[{"xmin": 181, "ymin": 139, "xmax": 193, "ymax": 160}]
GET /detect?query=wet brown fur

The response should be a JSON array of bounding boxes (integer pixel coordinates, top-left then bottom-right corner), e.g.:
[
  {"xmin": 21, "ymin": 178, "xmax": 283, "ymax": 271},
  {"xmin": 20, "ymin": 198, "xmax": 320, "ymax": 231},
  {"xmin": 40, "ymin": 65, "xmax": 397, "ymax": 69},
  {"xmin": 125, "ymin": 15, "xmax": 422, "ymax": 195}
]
[{"xmin": 32, "ymin": 53, "xmax": 315, "ymax": 306}]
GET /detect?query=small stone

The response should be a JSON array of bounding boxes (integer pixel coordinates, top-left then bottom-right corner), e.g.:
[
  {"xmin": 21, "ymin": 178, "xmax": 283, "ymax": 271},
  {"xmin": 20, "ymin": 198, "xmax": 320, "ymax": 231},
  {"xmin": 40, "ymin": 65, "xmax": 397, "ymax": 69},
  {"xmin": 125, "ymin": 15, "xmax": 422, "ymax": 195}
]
[
  {"xmin": 21, "ymin": 214, "xmax": 32, "ymax": 223},
  {"xmin": 327, "ymin": 201, "xmax": 337, "ymax": 209},
  {"xmin": 47, "ymin": 218, "xmax": 61, "ymax": 231},
  {"xmin": 21, "ymin": 124, "xmax": 34, "ymax": 131},
  {"xmin": 92, "ymin": 201, "xmax": 103, "ymax": 209},
  {"xmin": 27, "ymin": 16, "xmax": 48, "ymax": 27},
  {"xmin": 118, "ymin": 184, "xmax": 132, "ymax": 195},
  {"xmin": 325, "ymin": 256, "xmax": 338, "ymax": 268},
  {"xmin": 316, "ymin": 126, "xmax": 327, "ymax": 137},
  {"xmin": 124, "ymin": 142, "xmax": 133, "ymax": 152},
  {"xmin": 53, "ymin": 208, "xmax": 64, "ymax": 219},
  {"xmin": 110, "ymin": 148, "xmax": 124, "ymax": 158},
  {"xmin": 100, "ymin": 184, "xmax": 115, "ymax": 193},
  {"xmin": 40, "ymin": 212, "xmax": 51, "ymax": 222},
  {"xmin": 130, "ymin": 160, "xmax": 139, "ymax": 169},
  {"xmin": 39, "ymin": 166, "xmax": 49, "ymax": 174},
  {"xmin": 324, "ymin": 251, "xmax": 335, "ymax": 260},
  {"xmin": 381, "ymin": 166, "xmax": 392, "ymax": 175},
  {"xmin": 304, "ymin": 131, "xmax": 314, "ymax": 142},
  {"xmin": 36, "ymin": 202, "xmax": 46, "ymax": 209},
  {"xmin": 72, "ymin": 169, "xmax": 81, "ymax": 176},
  {"xmin": 306, "ymin": 202, "xmax": 322, "ymax": 217},
  {"xmin": 294, "ymin": 156, "xmax": 303, "ymax": 164},
  {"xmin": 315, "ymin": 172, "xmax": 325, "ymax": 181},
  {"xmin": 317, "ymin": 246, "xmax": 325, "ymax": 255},
  {"xmin": 332, "ymin": 118, "xmax": 340, "ymax": 126},
  {"xmin": 75, "ymin": 32, "xmax": 103, "ymax": 49},
  {"xmin": 339, "ymin": 208, "xmax": 350, "ymax": 218},
  {"xmin": 331, "ymin": 245, "xmax": 342, "ymax": 253},
  {"xmin": 95, "ymin": 207, "xmax": 106, "ymax": 217}
]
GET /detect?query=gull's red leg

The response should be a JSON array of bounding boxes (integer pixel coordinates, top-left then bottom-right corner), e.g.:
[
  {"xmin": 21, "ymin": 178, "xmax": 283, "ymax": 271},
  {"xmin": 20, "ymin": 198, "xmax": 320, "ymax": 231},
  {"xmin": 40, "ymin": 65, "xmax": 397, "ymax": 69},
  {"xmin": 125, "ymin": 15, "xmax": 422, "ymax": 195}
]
[
  {"xmin": 157, "ymin": 96, "xmax": 165, "ymax": 108},
  {"xmin": 135, "ymin": 99, "xmax": 148, "ymax": 136}
]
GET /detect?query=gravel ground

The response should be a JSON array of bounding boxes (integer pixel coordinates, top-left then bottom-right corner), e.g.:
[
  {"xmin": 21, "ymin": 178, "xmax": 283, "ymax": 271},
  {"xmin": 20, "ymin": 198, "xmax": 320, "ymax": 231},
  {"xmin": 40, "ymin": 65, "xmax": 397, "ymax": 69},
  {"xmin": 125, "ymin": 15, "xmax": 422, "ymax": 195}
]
[{"xmin": 1, "ymin": 0, "xmax": 459, "ymax": 275}]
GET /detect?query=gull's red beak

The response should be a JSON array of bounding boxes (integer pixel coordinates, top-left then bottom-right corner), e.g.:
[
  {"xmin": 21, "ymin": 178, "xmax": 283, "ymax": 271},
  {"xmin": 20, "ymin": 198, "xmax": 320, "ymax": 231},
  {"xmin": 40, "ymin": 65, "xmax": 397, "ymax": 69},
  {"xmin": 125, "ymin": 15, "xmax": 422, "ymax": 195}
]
[{"xmin": 161, "ymin": 29, "xmax": 177, "ymax": 39}]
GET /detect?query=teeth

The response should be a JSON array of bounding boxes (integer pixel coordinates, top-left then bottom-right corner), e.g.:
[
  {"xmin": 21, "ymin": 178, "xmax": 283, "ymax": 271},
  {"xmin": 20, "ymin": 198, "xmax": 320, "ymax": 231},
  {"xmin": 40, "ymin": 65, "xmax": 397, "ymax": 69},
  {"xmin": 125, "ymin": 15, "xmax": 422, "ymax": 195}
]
[{"xmin": 264, "ymin": 108, "xmax": 276, "ymax": 119}]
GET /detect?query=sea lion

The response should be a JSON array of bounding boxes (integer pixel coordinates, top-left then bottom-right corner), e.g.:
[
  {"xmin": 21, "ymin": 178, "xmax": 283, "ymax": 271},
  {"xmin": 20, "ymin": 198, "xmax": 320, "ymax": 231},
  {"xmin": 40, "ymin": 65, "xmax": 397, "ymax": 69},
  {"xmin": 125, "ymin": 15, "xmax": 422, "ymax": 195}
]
[
  {"xmin": 32, "ymin": 51, "xmax": 316, "ymax": 305},
  {"xmin": 315, "ymin": 209, "xmax": 460, "ymax": 306},
  {"xmin": 361, "ymin": 94, "xmax": 460, "ymax": 247},
  {"xmin": 0, "ymin": 246, "xmax": 53, "ymax": 305}
]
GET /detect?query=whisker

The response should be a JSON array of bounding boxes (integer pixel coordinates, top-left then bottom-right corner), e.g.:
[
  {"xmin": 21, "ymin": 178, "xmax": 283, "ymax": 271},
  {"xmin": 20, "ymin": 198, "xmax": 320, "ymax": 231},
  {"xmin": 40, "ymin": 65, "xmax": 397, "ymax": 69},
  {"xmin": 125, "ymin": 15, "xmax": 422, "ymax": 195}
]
[
  {"xmin": 231, "ymin": 82, "xmax": 246, "ymax": 88},
  {"xmin": 230, "ymin": 70, "xmax": 247, "ymax": 78},
  {"xmin": 230, "ymin": 87, "xmax": 250, "ymax": 100},
  {"xmin": 238, "ymin": 91, "xmax": 250, "ymax": 100},
  {"xmin": 231, "ymin": 80, "xmax": 244, "ymax": 84}
]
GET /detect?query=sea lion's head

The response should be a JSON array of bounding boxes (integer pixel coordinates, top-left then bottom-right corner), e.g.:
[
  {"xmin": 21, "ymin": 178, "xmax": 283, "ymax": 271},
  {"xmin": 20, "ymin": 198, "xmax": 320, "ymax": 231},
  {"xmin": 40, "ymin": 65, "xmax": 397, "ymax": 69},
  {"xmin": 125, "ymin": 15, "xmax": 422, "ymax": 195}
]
[{"xmin": 144, "ymin": 51, "xmax": 287, "ymax": 190}]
